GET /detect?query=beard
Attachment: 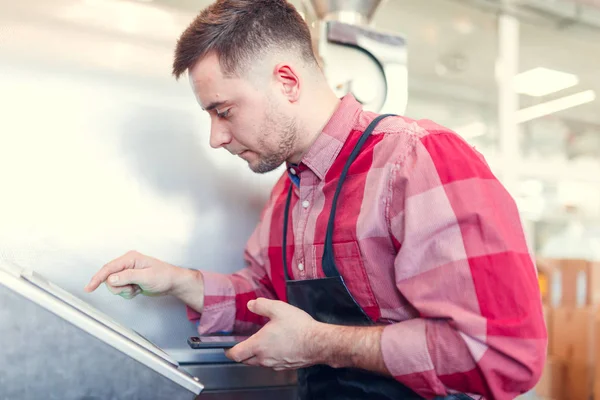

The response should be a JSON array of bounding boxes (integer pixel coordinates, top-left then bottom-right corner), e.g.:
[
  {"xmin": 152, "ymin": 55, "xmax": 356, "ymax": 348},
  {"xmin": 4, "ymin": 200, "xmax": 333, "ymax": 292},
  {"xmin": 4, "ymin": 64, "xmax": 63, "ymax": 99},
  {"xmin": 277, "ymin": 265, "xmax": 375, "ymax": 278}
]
[{"xmin": 250, "ymin": 102, "xmax": 298, "ymax": 174}]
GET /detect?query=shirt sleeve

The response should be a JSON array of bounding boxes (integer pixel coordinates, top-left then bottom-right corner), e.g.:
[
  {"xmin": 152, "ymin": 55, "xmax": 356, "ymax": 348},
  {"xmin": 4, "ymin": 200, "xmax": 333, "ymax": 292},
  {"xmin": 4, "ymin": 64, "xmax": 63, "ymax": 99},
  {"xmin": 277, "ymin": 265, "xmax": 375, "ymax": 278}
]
[
  {"xmin": 186, "ymin": 203, "xmax": 279, "ymax": 335},
  {"xmin": 380, "ymin": 131, "xmax": 547, "ymax": 399}
]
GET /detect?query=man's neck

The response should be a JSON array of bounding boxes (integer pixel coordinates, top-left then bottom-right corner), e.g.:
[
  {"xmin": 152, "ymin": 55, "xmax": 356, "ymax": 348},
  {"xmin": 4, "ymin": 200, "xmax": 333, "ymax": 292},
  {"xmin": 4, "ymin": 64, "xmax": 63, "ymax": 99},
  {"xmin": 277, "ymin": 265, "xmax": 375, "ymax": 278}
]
[{"xmin": 288, "ymin": 88, "xmax": 341, "ymax": 164}]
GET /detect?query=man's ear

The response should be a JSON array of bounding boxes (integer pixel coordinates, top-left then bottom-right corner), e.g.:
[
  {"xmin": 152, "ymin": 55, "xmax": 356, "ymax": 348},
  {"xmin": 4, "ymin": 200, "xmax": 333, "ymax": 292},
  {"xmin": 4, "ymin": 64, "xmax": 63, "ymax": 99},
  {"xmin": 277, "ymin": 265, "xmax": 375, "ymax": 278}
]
[{"xmin": 273, "ymin": 63, "xmax": 301, "ymax": 103}]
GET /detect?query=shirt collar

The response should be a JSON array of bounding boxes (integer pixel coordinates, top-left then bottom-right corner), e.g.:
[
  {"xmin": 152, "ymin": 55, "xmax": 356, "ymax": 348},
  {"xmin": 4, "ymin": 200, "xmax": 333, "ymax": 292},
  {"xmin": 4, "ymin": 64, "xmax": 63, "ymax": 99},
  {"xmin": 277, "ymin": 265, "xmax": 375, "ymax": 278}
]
[{"xmin": 295, "ymin": 94, "xmax": 363, "ymax": 181}]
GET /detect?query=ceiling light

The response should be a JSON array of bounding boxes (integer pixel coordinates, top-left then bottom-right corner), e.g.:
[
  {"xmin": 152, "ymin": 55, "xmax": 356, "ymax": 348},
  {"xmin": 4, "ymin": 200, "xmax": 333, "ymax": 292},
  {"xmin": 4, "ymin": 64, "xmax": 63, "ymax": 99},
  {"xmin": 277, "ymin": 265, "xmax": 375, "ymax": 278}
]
[
  {"xmin": 514, "ymin": 67, "xmax": 579, "ymax": 97},
  {"xmin": 453, "ymin": 17, "xmax": 474, "ymax": 35},
  {"xmin": 516, "ymin": 90, "xmax": 596, "ymax": 123}
]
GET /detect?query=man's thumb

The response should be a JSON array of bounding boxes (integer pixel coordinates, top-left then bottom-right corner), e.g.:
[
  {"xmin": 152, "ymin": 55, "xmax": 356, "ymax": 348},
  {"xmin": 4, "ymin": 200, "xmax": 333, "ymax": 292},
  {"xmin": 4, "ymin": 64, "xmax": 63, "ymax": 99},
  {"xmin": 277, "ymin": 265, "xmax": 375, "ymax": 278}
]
[
  {"xmin": 107, "ymin": 269, "xmax": 147, "ymax": 287},
  {"xmin": 247, "ymin": 297, "xmax": 278, "ymax": 319}
]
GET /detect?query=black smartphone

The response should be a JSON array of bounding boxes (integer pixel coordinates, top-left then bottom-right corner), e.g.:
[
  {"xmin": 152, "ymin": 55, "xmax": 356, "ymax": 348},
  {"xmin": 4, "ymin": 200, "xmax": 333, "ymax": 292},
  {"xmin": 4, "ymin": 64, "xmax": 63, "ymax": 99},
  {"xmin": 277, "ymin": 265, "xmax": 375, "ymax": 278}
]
[{"xmin": 187, "ymin": 334, "xmax": 250, "ymax": 349}]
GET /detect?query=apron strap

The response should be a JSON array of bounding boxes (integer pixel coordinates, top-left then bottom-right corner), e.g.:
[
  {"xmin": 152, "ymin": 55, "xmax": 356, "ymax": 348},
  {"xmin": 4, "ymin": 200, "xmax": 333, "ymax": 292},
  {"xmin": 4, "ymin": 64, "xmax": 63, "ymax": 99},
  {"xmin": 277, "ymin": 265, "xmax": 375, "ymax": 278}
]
[
  {"xmin": 322, "ymin": 114, "xmax": 396, "ymax": 277},
  {"xmin": 282, "ymin": 183, "xmax": 294, "ymax": 281},
  {"xmin": 283, "ymin": 114, "xmax": 396, "ymax": 280}
]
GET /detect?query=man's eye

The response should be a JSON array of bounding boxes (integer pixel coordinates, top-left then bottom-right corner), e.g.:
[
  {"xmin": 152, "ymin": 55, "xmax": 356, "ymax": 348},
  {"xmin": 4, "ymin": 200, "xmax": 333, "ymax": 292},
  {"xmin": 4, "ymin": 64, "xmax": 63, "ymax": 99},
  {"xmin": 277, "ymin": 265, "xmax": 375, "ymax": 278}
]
[{"xmin": 217, "ymin": 109, "xmax": 230, "ymax": 119}]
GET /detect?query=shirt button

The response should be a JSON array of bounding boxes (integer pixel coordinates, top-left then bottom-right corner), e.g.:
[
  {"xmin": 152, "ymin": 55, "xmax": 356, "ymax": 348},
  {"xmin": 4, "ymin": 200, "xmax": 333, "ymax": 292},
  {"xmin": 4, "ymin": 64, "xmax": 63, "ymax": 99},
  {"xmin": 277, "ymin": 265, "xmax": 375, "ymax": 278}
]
[
  {"xmin": 289, "ymin": 168, "xmax": 297, "ymax": 175},
  {"xmin": 302, "ymin": 200, "xmax": 310, "ymax": 209},
  {"xmin": 298, "ymin": 263, "xmax": 305, "ymax": 271}
]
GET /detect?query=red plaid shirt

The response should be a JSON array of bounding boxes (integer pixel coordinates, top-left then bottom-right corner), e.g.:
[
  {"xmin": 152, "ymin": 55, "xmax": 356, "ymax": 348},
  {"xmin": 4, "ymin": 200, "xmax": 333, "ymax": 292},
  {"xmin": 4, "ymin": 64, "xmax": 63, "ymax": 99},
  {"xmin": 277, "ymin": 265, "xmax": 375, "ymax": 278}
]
[{"xmin": 187, "ymin": 94, "xmax": 547, "ymax": 399}]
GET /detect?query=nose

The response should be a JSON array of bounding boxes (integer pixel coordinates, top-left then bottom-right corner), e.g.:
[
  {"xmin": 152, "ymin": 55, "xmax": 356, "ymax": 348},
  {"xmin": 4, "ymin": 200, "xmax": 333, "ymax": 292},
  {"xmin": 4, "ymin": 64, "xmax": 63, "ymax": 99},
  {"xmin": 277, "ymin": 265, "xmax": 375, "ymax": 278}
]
[{"xmin": 209, "ymin": 120, "xmax": 232, "ymax": 149}]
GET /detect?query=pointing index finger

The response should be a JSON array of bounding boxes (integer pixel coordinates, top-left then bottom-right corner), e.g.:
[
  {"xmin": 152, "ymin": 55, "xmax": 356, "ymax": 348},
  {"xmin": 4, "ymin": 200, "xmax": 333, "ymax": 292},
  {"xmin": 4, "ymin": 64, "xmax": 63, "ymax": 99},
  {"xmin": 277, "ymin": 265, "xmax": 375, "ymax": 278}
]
[{"xmin": 84, "ymin": 253, "xmax": 136, "ymax": 292}]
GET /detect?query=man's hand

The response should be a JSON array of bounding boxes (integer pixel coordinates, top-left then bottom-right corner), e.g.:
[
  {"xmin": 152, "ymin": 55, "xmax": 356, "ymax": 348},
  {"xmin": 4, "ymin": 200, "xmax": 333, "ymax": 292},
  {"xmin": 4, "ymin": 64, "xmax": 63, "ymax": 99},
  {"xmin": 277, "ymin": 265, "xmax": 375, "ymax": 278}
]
[
  {"xmin": 225, "ymin": 298, "xmax": 323, "ymax": 371},
  {"xmin": 84, "ymin": 251, "xmax": 204, "ymax": 312},
  {"xmin": 225, "ymin": 297, "xmax": 391, "ymax": 376}
]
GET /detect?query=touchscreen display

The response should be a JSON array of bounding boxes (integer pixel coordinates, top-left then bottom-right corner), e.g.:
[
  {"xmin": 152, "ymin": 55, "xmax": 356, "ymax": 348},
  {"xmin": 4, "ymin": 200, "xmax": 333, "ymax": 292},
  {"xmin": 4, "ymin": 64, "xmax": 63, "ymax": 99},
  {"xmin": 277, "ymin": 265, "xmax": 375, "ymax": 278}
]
[{"xmin": 11, "ymin": 264, "xmax": 179, "ymax": 367}]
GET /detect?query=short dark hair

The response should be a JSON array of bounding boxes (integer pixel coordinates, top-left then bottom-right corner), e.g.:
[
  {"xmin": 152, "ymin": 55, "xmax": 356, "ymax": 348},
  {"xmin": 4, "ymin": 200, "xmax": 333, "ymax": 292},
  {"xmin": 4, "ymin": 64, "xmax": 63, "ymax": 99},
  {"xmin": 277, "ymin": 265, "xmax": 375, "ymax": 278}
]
[{"xmin": 172, "ymin": 0, "xmax": 317, "ymax": 79}]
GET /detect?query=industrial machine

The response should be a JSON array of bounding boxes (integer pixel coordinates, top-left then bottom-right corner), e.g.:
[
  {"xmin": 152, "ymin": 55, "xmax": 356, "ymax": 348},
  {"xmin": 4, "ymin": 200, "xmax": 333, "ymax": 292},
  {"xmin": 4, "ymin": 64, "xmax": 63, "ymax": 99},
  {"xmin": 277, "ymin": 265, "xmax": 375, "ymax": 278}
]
[{"xmin": 304, "ymin": 0, "xmax": 408, "ymax": 115}]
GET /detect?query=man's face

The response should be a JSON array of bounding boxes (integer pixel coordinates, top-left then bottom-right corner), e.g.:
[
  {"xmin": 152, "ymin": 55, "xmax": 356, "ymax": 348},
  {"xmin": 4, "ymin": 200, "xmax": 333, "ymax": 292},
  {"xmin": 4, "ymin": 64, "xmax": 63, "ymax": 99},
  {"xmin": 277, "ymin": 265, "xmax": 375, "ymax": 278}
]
[{"xmin": 188, "ymin": 53, "xmax": 298, "ymax": 173}]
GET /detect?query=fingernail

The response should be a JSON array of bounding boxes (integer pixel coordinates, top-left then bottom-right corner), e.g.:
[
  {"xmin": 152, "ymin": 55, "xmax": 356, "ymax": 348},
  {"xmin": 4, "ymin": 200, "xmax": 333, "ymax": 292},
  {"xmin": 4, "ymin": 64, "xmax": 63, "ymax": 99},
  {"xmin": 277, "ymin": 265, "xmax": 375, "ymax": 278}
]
[{"xmin": 109, "ymin": 275, "xmax": 119, "ymax": 283}]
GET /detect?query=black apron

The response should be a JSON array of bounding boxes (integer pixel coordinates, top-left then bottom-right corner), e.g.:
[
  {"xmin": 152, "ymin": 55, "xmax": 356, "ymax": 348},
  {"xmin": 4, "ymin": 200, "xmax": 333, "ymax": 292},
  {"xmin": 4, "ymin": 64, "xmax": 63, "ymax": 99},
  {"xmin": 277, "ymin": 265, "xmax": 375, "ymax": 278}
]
[{"xmin": 282, "ymin": 115, "xmax": 472, "ymax": 400}]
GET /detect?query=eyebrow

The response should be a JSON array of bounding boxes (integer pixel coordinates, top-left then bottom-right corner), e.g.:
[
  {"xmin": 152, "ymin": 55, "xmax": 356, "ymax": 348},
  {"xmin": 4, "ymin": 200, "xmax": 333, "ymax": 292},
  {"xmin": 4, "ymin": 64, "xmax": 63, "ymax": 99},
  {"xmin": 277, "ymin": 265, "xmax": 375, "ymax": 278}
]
[{"xmin": 202, "ymin": 101, "xmax": 228, "ymax": 112}]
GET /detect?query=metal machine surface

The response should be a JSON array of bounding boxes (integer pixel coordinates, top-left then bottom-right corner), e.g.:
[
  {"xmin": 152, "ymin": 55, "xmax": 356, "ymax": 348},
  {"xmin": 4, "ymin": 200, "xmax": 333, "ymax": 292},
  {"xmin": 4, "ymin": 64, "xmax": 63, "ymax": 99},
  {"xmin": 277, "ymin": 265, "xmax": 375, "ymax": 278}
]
[
  {"xmin": 0, "ymin": 259, "xmax": 298, "ymax": 398},
  {"xmin": 0, "ymin": 0, "xmax": 406, "ymax": 397},
  {"xmin": 0, "ymin": 263, "xmax": 204, "ymax": 399}
]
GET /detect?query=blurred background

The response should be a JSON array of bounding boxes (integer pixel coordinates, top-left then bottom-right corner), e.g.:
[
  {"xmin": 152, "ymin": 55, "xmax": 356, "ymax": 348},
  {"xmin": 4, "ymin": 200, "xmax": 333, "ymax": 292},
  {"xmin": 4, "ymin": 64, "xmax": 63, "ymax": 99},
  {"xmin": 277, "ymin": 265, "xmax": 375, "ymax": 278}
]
[{"xmin": 0, "ymin": 0, "xmax": 599, "ymax": 398}]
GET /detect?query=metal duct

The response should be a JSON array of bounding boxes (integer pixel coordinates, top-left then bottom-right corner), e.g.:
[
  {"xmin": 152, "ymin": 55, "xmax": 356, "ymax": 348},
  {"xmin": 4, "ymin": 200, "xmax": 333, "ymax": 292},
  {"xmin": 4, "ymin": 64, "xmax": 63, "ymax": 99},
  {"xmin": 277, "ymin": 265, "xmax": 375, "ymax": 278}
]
[{"xmin": 307, "ymin": 0, "xmax": 384, "ymax": 25}]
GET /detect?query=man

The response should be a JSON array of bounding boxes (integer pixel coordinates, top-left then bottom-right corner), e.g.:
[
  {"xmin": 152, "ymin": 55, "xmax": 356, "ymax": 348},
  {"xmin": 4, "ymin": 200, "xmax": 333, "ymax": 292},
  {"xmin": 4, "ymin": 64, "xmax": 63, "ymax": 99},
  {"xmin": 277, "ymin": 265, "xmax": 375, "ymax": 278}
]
[{"xmin": 85, "ymin": 0, "xmax": 547, "ymax": 398}]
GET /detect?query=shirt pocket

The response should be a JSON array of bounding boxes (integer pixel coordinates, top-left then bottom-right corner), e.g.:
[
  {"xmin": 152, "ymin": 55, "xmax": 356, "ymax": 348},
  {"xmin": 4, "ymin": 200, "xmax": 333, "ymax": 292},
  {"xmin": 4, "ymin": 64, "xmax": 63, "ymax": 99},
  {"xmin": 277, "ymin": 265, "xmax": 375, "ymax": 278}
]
[{"xmin": 312, "ymin": 241, "xmax": 380, "ymax": 321}]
